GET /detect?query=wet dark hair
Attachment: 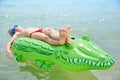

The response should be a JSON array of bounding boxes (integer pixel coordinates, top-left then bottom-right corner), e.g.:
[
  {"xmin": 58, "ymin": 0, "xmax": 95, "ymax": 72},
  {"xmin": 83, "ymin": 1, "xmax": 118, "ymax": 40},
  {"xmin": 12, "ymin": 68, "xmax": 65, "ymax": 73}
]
[
  {"xmin": 8, "ymin": 24, "xmax": 18, "ymax": 37},
  {"xmin": 8, "ymin": 28, "xmax": 13, "ymax": 37}
]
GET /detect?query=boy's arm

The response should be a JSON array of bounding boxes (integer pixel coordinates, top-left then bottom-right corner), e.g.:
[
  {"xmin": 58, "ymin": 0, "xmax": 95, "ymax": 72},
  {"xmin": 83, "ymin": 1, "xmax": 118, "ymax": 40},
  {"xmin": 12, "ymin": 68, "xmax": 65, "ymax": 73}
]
[{"xmin": 6, "ymin": 32, "xmax": 20, "ymax": 56}]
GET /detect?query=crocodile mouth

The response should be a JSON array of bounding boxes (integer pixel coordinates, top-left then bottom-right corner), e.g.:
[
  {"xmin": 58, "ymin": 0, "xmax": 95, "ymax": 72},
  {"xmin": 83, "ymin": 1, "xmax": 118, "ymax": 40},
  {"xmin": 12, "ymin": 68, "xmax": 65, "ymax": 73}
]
[
  {"xmin": 65, "ymin": 57, "xmax": 114, "ymax": 67},
  {"xmin": 60, "ymin": 48, "xmax": 115, "ymax": 67}
]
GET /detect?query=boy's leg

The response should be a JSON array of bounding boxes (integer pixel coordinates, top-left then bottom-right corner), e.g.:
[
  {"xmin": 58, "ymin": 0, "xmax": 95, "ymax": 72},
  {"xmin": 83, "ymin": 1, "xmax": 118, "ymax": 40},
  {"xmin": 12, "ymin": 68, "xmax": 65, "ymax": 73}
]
[
  {"xmin": 42, "ymin": 27, "xmax": 71, "ymax": 44},
  {"xmin": 31, "ymin": 32, "xmax": 62, "ymax": 45},
  {"xmin": 49, "ymin": 31, "xmax": 59, "ymax": 40},
  {"xmin": 42, "ymin": 28, "xmax": 59, "ymax": 40},
  {"xmin": 45, "ymin": 28, "xmax": 70, "ymax": 44}
]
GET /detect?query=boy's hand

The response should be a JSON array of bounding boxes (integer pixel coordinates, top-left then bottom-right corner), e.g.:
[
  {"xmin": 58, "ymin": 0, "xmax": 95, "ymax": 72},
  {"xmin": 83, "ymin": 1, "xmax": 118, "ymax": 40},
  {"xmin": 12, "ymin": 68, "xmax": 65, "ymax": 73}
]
[{"xmin": 6, "ymin": 49, "xmax": 12, "ymax": 56}]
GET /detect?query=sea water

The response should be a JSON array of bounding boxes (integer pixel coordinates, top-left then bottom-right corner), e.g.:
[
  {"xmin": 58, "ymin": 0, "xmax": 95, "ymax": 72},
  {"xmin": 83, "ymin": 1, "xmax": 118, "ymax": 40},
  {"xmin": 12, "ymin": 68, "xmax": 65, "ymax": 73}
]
[{"xmin": 0, "ymin": 0, "xmax": 120, "ymax": 80}]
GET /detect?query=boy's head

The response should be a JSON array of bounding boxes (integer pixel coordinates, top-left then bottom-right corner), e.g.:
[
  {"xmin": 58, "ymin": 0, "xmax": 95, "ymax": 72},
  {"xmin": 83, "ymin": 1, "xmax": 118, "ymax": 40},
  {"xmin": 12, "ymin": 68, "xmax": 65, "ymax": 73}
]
[{"xmin": 8, "ymin": 25, "xmax": 23, "ymax": 36}]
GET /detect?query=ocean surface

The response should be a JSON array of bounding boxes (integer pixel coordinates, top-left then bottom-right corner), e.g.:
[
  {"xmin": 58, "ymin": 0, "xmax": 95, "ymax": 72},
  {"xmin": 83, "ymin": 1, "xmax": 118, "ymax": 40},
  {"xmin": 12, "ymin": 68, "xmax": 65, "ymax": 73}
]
[{"xmin": 0, "ymin": 0, "xmax": 120, "ymax": 80}]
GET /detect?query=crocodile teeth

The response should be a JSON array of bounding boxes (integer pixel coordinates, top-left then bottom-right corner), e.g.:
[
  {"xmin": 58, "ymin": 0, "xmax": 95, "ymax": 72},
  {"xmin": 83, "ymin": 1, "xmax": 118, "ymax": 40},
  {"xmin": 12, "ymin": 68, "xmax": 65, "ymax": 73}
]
[
  {"xmin": 104, "ymin": 62, "xmax": 107, "ymax": 66},
  {"xmin": 69, "ymin": 58, "xmax": 73, "ymax": 63},
  {"xmin": 110, "ymin": 59, "xmax": 114, "ymax": 64},
  {"xmin": 96, "ymin": 62, "xmax": 101, "ymax": 66},
  {"xmin": 73, "ymin": 58, "xmax": 78, "ymax": 64},
  {"xmin": 100, "ymin": 63, "xmax": 104, "ymax": 67},
  {"xmin": 107, "ymin": 61, "xmax": 111, "ymax": 66},
  {"xmin": 88, "ymin": 60, "xmax": 92, "ymax": 65},
  {"xmin": 85, "ymin": 59, "xmax": 89, "ymax": 64},
  {"xmin": 92, "ymin": 61, "xmax": 96, "ymax": 66},
  {"xmin": 82, "ymin": 58, "xmax": 86, "ymax": 62},
  {"xmin": 79, "ymin": 58, "xmax": 82, "ymax": 63}
]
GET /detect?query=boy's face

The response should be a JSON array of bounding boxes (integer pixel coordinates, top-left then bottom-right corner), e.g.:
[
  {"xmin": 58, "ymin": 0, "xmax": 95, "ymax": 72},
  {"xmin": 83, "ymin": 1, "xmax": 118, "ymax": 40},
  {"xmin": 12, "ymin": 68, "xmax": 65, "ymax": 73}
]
[{"xmin": 15, "ymin": 26, "xmax": 23, "ymax": 32}]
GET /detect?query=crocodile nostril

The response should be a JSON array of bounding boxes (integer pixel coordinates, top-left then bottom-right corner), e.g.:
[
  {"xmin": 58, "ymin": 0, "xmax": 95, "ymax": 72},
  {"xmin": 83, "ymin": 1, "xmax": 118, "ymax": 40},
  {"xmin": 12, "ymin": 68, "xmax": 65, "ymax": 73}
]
[{"xmin": 105, "ymin": 54, "xmax": 109, "ymax": 57}]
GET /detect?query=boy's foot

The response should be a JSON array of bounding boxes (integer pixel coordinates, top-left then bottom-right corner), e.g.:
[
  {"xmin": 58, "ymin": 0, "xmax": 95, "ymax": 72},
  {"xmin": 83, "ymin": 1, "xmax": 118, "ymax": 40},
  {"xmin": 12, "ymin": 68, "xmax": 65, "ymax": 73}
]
[
  {"xmin": 66, "ymin": 25, "xmax": 71, "ymax": 35},
  {"xmin": 59, "ymin": 29, "xmax": 68, "ymax": 44},
  {"xmin": 65, "ymin": 25, "xmax": 72, "ymax": 43}
]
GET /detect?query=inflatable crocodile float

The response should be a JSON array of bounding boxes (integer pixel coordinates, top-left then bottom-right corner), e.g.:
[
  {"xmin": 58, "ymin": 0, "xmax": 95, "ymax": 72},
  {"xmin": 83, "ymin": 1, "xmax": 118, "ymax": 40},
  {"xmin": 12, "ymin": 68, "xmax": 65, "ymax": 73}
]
[{"xmin": 11, "ymin": 36, "xmax": 115, "ymax": 72}]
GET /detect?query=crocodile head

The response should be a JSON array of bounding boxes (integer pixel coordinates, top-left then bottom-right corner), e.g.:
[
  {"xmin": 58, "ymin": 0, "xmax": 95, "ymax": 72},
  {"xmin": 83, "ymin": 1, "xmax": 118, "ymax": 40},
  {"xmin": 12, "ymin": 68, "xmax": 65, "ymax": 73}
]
[{"xmin": 58, "ymin": 36, "xmax": 115, "ymax": 72}]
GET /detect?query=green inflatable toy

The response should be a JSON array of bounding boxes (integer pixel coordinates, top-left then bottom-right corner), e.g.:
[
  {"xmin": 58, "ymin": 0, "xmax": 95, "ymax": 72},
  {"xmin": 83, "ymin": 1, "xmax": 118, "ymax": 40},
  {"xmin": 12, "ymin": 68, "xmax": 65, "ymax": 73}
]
[{"xmin": 11, "ymin": 36, "xmax": 115, "ymax": 72}]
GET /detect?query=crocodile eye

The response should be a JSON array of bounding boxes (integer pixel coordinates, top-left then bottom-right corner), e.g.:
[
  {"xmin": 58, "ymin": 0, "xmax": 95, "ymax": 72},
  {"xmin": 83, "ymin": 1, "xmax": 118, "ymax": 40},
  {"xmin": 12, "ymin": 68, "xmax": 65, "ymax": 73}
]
[{"xmin": 71, "ymin": 37, "xmax": 75, "ymax": 40}]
